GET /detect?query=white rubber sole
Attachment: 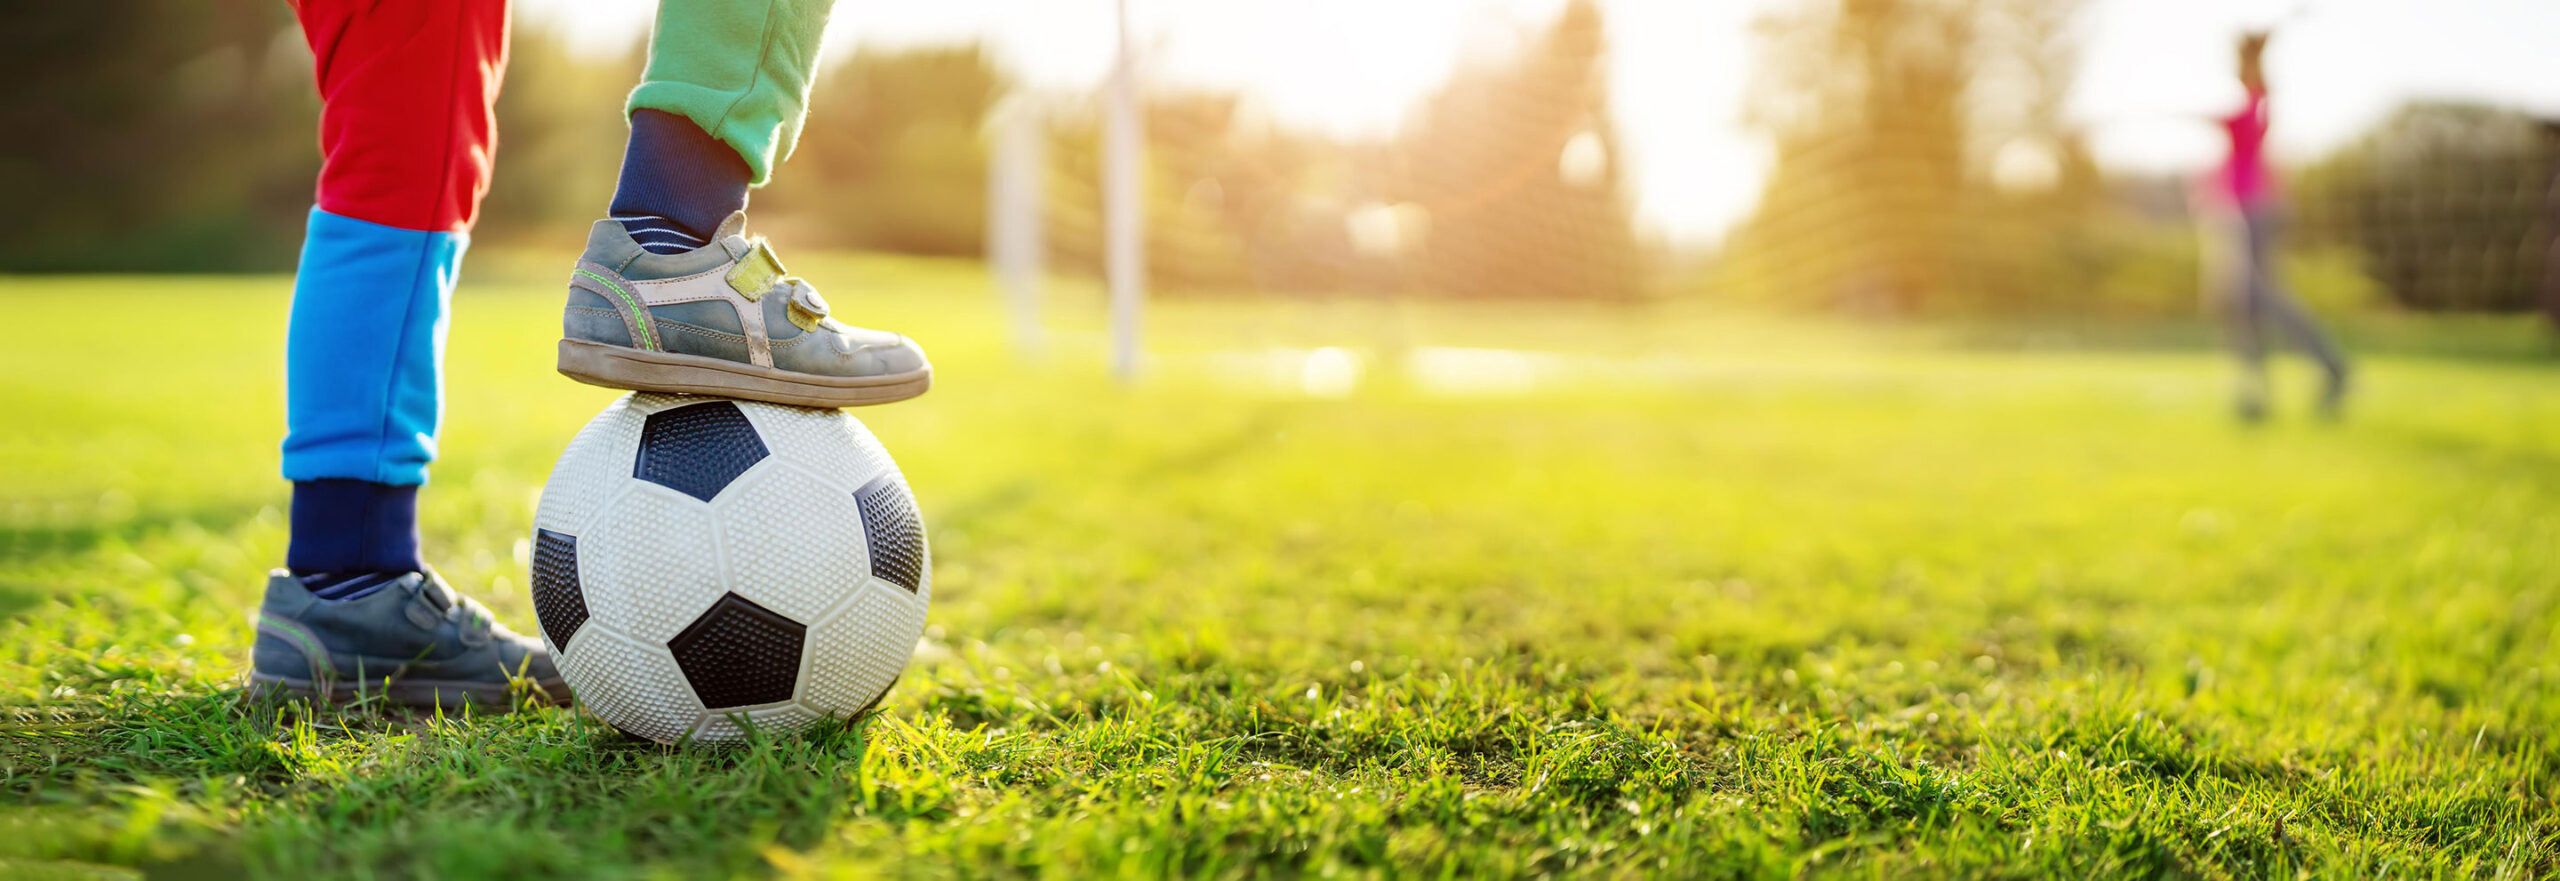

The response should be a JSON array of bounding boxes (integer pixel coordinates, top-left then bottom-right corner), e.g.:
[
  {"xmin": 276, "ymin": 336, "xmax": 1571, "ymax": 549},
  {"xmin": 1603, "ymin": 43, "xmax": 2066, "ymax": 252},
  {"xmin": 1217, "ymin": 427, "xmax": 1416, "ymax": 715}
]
[{"xmin": 557, "ymin": 339, "xmax": 932, "ymax": 408}]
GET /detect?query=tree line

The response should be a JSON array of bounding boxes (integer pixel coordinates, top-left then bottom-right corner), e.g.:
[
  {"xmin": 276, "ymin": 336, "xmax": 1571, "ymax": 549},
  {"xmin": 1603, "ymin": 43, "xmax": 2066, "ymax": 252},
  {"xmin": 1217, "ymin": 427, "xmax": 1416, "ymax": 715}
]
[{"xmin": 6, "ymin": 0, "xmax": 2550, "ymax": 322}]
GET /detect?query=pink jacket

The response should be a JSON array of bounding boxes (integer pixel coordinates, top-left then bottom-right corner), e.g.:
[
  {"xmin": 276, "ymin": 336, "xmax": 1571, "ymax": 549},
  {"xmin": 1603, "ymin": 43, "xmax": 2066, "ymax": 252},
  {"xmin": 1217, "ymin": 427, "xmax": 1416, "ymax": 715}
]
[{"xmin": 2215, "ymin": 87, "xmax": 2276, "ymax": 208}]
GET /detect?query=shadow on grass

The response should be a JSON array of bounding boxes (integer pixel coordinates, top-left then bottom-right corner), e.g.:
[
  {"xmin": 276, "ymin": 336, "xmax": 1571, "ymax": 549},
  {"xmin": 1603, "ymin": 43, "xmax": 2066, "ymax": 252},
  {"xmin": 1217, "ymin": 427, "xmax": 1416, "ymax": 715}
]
[
  {"xmin": 2, "ymin": 500, "xmax": 276, "ymax": 565},
  {"xmin": 0, "ymin": 579, "xmax": 44, "ymax": 624},
  {"xmin": 930, "ymin": 406, "xmax": 1290, "ymax": 540},
  {"xmin": 3, "ymin": 686, "xmax": 889, "ymax": 877}
]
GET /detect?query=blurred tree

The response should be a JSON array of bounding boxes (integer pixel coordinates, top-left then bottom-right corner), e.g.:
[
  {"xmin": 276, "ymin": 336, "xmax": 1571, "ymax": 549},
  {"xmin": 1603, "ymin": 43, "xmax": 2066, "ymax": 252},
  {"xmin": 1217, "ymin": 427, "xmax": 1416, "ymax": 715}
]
[
  {"xmin": 1212, "ymin": 114, "xmax": 1378, "ymax": 294},
  {"xmin": 2294, "ymin": 102, "xmax": 2555, "ymax": 312},
  {"xmin": 1966, "ymin": 0, "xmax": 2105, "ymax": 312},
  {"xmin": 0, "ymin": 7, "xmax": 643, "ymax": 269},
  {"xmin": 1392, "ymin": 0, "xmax": 1646, "ymax": 300},
  {"xmin": 474, "ymin": 27, "xmax": 642, "ymax": 245},
  {"xmin": 2, "ymin": 6, "xmax": 1660, "ymax": 301},
  {"xmin": 1042, "ymin": 90, "xmax": 1384, "ymax": 295},
  {"xmin": 2545, "ymin": 120, "xmax": 2560, "ymax": 329},
  {"xmin": 1726, "ymin": 0, "xmax": 1976, "ymax": 314},
  {"xmin": 0, "ymin": 0, "xmax": 317, "ymax": 271},
  {"xmin": 1716, "ymin": 0, "xmax": 2119, "ymax": 316},
  {"xmin": 1043, "ymin": 3, "xmax": 1656, "ymax": 302},
  {"xmin": 765, "ymin": 45, "xmax": 1009, "ymax": 256},
  {"xmin": 1120, "ymin": 92, "xmax": 1255, "ymax": 291}
]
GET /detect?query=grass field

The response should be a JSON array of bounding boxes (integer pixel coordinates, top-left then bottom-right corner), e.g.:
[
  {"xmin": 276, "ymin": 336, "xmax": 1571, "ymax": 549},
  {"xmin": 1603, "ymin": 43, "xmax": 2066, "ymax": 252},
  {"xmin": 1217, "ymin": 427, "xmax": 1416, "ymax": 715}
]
[{"xmin": 3, "ymin": 258, "xmax": 2556, "ymax": 878}]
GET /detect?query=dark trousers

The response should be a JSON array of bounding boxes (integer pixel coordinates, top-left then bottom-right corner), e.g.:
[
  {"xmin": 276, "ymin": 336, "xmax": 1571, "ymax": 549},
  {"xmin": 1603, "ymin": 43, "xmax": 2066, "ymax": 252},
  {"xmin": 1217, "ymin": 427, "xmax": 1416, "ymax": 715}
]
[{"xmin": 2222, "ymin": 205, "xmax": 2349, "ymax": 390}]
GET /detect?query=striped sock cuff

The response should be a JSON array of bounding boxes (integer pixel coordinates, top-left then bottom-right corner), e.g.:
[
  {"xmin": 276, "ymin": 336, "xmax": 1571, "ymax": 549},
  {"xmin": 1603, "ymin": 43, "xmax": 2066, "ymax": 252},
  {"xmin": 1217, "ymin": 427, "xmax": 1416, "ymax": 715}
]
[
  {"xmin": 300, "ymin": 570, "xmax": 412, "ymax": 601},
  {"xmin": 607, "ymin": 109, "xmax": 751, "ymax": 257},
  {"xmin": 618, "ymin": 216, "xmax": 709, "ymax": 254}
]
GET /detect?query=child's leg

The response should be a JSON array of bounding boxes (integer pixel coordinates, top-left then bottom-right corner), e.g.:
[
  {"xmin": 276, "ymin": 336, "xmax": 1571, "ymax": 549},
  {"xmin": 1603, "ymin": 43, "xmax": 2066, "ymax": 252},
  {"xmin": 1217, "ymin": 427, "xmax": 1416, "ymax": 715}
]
[
  {"xmin": 2243, "ymin": 208, "xmax": 2351, "ymax": 389},
  {"xmin": 556, "ymin": 0, "xmax": 933, "ymax": 408},
  {"xmin": 2210, "ymin": 210, "xmax": 2270, "ymax": 416},
  {"xmin": 282, "ymin": 0, "xmax": 508, "ymax": 576},
  {"xmin": 607, "ymin": 0, "xmax": 836, "ymax": 253},
  {"xmin": 629, "ymin": 0, "xmax": 837, "ymax": 189},
  {"xmin": 253, "ymin": 0, "xmax": 563, "ymax": 712}
]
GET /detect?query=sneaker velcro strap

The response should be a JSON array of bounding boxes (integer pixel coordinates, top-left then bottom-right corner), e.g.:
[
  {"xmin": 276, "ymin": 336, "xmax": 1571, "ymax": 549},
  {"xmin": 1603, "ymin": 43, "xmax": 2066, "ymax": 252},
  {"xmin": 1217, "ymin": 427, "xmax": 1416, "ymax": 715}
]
[
  {"xmin": 417, "ymin": 574, "xmax": 455, "ymax": 611},
  {"xmin": 785, "ymin": 282, "xmax": 831, "ymax": 332},
  {"xmin": 458, "ymin": 616, "xmax": 492, "ymax": 648},
  {"xmin": 726, "ymin": 239, "xmax": 787, "ymax": 301},
  {"xmin": 402, "ymin": 573, "xmax": 455, "ymax": 630},
  {"xmin": 403, "ymin": 594, "xmax": 443, "ymax": 631}
]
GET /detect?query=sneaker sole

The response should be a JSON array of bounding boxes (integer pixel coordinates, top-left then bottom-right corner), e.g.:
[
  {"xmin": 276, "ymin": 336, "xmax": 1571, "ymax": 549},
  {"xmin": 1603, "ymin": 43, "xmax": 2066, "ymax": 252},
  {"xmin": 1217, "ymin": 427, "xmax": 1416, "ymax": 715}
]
[
  {"xmin": 558, "ymin": 339, "xmax": 932, "ymax": 408},
  {"xmin": 249, "ymin": 672, "xmax": 573, "ymax": 711}
]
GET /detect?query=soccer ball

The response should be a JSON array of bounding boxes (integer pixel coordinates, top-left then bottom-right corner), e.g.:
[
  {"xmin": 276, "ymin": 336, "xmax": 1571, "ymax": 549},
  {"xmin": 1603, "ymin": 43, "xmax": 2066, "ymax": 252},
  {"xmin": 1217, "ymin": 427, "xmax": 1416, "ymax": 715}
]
[{"xmin": 526, "ymin": 393, "xmax": 930, "ymax": 744}]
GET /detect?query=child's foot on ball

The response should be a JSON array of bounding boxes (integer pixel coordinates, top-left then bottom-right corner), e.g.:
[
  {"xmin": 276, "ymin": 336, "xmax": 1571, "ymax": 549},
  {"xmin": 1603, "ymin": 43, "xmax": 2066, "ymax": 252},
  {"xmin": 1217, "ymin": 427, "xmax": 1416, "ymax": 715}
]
[
  {"xmin": 249, "ymin": 569, "xmax": 569, "ymax": 710},
  {"xmin": 558, "ymin": 211, "xmax": 932, "ymax": 408}
]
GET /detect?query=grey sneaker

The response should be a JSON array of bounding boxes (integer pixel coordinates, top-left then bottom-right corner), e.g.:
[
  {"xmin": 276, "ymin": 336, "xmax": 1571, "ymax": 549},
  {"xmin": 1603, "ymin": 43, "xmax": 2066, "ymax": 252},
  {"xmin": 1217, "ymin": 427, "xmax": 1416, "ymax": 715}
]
[
  {"xmin": 557, "ymin": 212, "xmax": 932, "ymax": 408},
  {"xmin": 249, "ymin": 569, "xmax": 570, "ymax": 710}
]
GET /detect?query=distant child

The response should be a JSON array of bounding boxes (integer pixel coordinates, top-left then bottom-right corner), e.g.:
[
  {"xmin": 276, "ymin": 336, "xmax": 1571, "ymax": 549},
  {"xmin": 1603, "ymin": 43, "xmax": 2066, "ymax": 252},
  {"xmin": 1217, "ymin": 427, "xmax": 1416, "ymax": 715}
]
[
  {"xmin": 2203, "ymin": 29, "xmax": 2349, "ymax": 421},
  {"xmin": 251, "ymin": 0, "xmax": 930, "ymax": 709}
]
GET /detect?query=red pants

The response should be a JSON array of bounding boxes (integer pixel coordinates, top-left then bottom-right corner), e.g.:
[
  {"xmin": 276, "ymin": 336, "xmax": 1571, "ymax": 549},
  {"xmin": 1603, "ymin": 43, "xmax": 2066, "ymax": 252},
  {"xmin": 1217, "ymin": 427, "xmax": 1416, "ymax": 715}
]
[
  {"xmin": 292, "ymin": 0, "xmax": 510, "ymax": 233},
  {"xmin": 282, "ymin": 0, "xmax": 508, "ymax": 489}
]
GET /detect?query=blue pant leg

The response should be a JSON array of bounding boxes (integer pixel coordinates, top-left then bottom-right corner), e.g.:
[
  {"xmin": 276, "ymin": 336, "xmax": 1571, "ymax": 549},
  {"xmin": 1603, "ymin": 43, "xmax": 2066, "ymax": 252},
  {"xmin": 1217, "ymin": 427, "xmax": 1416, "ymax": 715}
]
[{"xmin": 281, "ymin": 206, "xmax": 464, "ymax": 487}]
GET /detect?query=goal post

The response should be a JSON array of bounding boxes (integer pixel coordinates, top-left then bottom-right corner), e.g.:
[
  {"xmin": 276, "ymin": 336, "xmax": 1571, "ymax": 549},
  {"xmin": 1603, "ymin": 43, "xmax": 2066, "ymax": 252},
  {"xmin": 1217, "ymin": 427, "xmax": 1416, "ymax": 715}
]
[{"xmin": 1104, "ymin": 0, "xmax": 1147, "ymax": 381}]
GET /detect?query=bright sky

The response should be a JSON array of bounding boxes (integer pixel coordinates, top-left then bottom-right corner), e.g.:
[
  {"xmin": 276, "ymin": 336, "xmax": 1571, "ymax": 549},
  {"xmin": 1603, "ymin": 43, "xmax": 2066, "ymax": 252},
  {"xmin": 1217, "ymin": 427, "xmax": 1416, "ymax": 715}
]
[{"xmin": 523, "ymin": 0, "xmax": 2560, "ymax": 245}]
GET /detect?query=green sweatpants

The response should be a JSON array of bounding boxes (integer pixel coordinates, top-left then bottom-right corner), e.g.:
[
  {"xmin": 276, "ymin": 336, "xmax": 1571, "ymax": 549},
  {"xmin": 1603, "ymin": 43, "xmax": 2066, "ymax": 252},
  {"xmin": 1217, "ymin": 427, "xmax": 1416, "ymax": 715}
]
[{"xmin": 627, "ymin": 0, "xmax": 838, "ymax": 186}]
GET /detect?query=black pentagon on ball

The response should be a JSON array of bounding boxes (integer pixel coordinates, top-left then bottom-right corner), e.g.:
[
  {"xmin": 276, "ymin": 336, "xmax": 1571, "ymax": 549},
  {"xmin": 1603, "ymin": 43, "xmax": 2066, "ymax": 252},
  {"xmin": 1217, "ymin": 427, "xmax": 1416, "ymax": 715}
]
[
  {"xmin": 634, "ymin": 401, "xmax": 769, "ymax": 502},
  {"xmin": 528, "ymin": 529, "xmax": 588, "ymax": 650},
  {"xmin": 855, "ymin": 473, "xmax": 926, "ymax": 593},
  {"xmin": 668, "ymin": 592, "xmax": 806, "ymax": 709}
]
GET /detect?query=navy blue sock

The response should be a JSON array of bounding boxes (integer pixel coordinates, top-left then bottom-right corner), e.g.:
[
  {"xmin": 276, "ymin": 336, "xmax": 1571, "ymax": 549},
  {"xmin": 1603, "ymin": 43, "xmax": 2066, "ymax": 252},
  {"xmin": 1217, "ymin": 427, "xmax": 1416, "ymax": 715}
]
[
  {"xmin": 609, "ymin": 109, "xmax": 752, "ymax": 255},
  {"xmin": 287, "ymin": 479, "xmax": 423, "ymax": 586}
]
